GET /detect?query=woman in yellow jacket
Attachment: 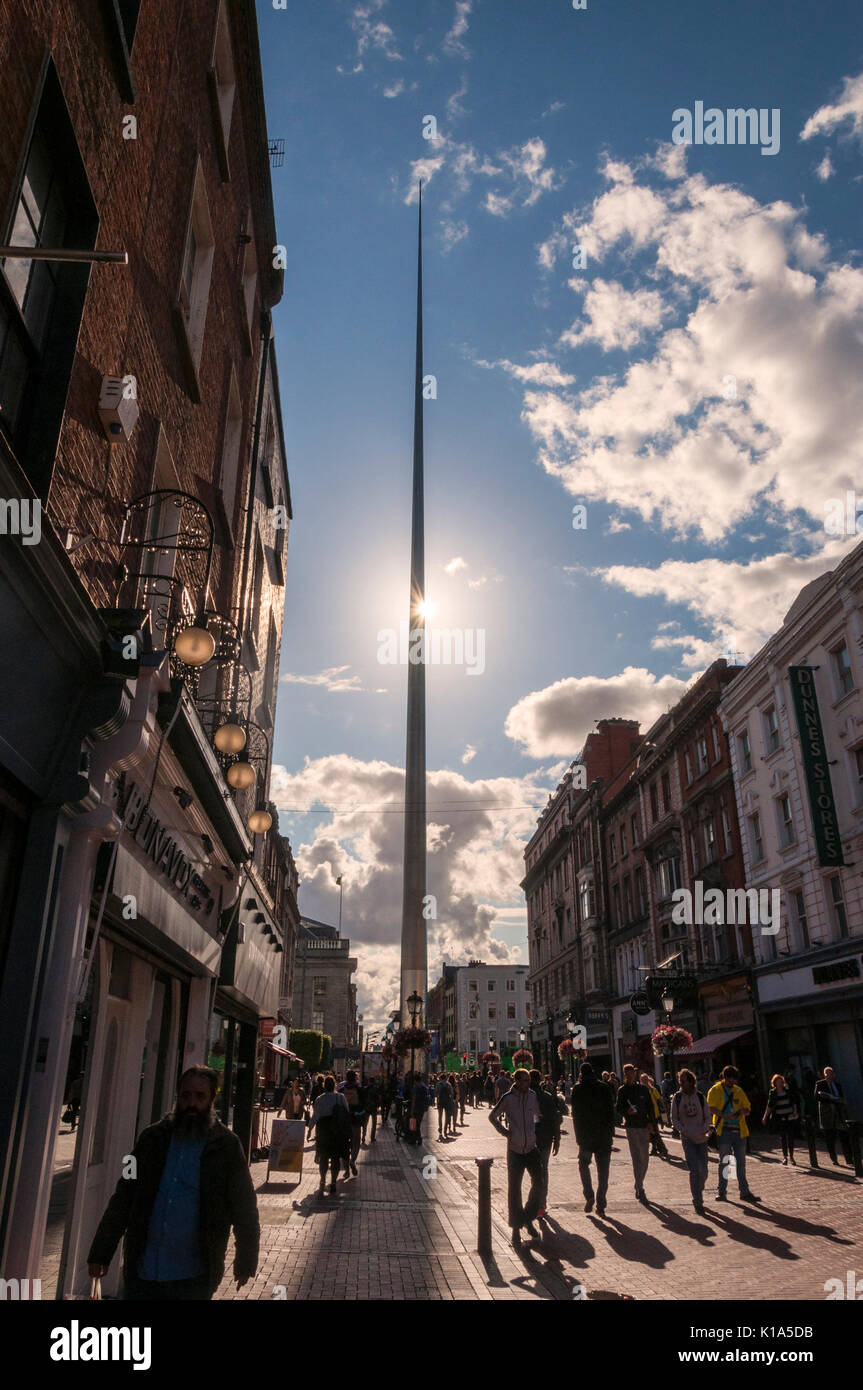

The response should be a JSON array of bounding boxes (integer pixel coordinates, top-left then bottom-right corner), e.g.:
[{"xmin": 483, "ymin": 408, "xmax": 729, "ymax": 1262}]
[{"xmin": 707, "ymin": 1065, "xmax": 760, "ymax": 1203}]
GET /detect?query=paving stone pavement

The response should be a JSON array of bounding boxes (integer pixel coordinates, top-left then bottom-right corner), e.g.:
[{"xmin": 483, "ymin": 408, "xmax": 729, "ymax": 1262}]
[{"xmin": 215, "ymin": 1104, "xmax": 862, "ymax": 1302}]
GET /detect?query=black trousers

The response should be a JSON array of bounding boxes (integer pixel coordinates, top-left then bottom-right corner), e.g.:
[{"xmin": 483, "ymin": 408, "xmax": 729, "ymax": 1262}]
[{"xmin": 507, "ymin": 1147, "xmax": 543, "ymax": 1229}]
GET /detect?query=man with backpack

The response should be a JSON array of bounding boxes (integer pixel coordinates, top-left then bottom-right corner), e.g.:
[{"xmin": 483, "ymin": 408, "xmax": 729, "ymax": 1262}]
[
  {"xmin": 670, "ymin": 1068, "xmax": 713, "ymax": 1213},
  {"xmin": 338, "ymin": 1070, "xmax": 366, "ymax": 1175}
]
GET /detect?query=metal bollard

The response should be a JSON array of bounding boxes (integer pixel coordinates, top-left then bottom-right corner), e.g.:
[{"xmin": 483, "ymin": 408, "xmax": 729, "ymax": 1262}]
[
  {"xmin": 805, "ymin": 1116, "xmax": 819, "ymax": 1169},
  {"xmin": 849, "ymin": 1121, "xmax": 863, "ymax": 1179},
  {"xmin": 476, "ymin": 1157, "xmax": 494, "ymax": 1256}
]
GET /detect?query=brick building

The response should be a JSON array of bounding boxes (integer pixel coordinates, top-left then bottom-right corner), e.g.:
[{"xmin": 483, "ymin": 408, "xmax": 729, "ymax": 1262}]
[{"xmin": 0, "ymin": 0, "xmax": 294, "ymax": 1297}]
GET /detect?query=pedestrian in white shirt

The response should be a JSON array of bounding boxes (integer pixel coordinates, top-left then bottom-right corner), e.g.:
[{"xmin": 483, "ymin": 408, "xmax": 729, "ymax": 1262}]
[{"xmin": 489, "ymin": 1068, "xmax": 542, "ymax": 1245}]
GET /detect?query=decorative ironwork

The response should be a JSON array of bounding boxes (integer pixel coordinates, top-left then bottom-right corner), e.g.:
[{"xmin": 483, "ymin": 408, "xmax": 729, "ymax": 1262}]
[{"xmin": 168, "ymin": 610, "xmax": 242, "ymax": 697}]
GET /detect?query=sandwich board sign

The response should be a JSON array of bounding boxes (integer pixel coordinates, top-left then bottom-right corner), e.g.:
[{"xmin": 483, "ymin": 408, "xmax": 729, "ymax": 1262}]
[{"xmin": 267, "ymin": 1118, "xmax": 305, "ymax": 1179}]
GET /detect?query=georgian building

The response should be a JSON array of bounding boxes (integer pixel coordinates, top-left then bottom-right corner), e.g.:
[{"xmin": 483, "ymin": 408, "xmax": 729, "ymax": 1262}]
[
  {"xmin": 293, "ymin": 918, "xmax": 359, "ymax": 1067},
  {"xmin": 452, "ymin": 961, "xmax": 531, "ymax": 1060},
  {"xmin": 720, "ymin": 549, "xmax": 863, "ymax": 1119},
  {"xmin": 0, "ymin": 0, "xmax": 292, "ymax": 1297}
]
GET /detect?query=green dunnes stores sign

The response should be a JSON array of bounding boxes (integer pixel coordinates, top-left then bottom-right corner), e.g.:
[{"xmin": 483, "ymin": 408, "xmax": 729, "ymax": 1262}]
[{"xmin": 788, "ymin": 666, "xmax": 845, "ymax": 867}]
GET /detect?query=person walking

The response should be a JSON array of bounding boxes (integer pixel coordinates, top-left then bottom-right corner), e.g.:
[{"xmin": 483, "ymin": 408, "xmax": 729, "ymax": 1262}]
[
  {"xmin": 379, "ymin": 1077, "xmax": 393, "ymax": 1128},
  {"xmin": 670, "ymin": 1069, "xmax": 713, "ymax": 1213},
  {"xmin": 641, "ymin": 1072, "xmax": 668, "ymax": 1157},
  {"xmin": 338, "ymin": 1071, "xmax": 366, "ymax": 1175},
  {"xmin": 436, "ymin": 1073, "xmax": 455, "ymax": 1138},
  {"xmin": 363, "ymin": 1078, "xmax": 380, "ymax": 1144},
  {"xmin": 483, "ymin": 1071, "xmax": 495, "ymax": 1107},
  {"xmin": 815, "ymin": 1067, "xmax": 853, "ymax": 1165},
  {"xmin": 570, "ymin": 1063, "xmax": 616, "ymax": 1216},
  {"xmin": 87, "ymin": 1066, "xmax": 258, "ymax": 1300},
  {"xmin": 456, "ymin": 1073, "xmax": 468, "ymax": 1124},
  {"xmin": 279, "ymin": 1077, "xmax": 306, "ymax": 1121},
  {"xmin": 707, "ymin": 1065, "xmax": 759, "ymax": 1203},
  {"xmin": 409, "ymin": 1072, "xmax": 429, "ymax": 1144},
  {"xmin": 489, "ymin": 1068, "xmax": 543, "ymax": 1245},
  {"xmin": 529, "ymin": 1070, "xmax": 561, "ymax": 1220},
  {"xmin": 494, "ymin": 1069, "xmax": 511, "ymax": 1103},
  {"xmin": 615, "ymin": 1063, "xmax": 654, "ymax": 1202},
  {"xmin": 762, "ymin": 1073, "xmax": 798, "ymax": 1165},
  {"xmin": 308, "ymin": 1075, "xmax": 351, "ymax": 1195}
]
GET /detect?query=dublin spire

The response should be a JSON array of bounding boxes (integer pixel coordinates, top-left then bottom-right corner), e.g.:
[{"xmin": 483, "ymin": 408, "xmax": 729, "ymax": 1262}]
[{"xmin": 399, "ymin": 183, "xmax": 427, "ymax": 1043}]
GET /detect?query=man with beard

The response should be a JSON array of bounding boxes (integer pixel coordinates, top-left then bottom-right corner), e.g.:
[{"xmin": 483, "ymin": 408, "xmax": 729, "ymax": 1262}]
[{"xmin": 87, "ymin": 1066, "xmax": 259, "ymax": 1300}]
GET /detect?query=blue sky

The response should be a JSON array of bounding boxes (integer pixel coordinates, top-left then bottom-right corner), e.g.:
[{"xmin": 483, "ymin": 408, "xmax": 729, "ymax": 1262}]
[{"xmin": 257, "ymin": 0, "xmax": 863, "ymax": 1029}]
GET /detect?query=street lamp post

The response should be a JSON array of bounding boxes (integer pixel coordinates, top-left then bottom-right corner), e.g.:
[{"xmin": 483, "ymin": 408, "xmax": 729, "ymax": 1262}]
[
  {"xmin": 661, "ymin": 991, "xmax": 676, "ymax": 1086},
  {"xmin": 407, "ymin": 990, "xmax": 423, "ymax": 1086},
  {"xmin": 567, "ymin": 1014, "xmax": 577, "ymax": 1087}
]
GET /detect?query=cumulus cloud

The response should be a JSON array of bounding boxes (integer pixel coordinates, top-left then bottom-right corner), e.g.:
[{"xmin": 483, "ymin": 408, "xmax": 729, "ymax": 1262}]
[
  {"xmin": 272, "ymin": 754, "xmax": 552, "ymax": 1027},
  {"xmin": 281, "ymin": 666, "xmax": 386, "ymax": 695},
  {"xmin": 461, "ymin": 744, "xmax": 477, "ymax": 764},
  {"xmin": 475, "ymin": 356, "xmax": 576, "ymax": 387},
  {"xmin": 801, "ymin": 71, "xmax": 863, "ymax": 144},
  {"xmin": 519, "ymin": 156, "xmax": 863, "ymax": 542},
  {"xmin": 504, "ymin": 667, "xmax": 692, "ymax": 758},
  {"xmin": 595, "ymin": 539, "xmax": 859, "ymax": 668},
  {"xmin": 351, "ymin": 0, "xmax": 403, "ymax": 62}
]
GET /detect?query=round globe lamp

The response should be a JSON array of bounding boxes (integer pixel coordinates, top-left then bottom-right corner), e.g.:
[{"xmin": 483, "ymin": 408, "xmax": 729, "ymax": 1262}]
[
  {"xmin": 214, "ymin": 722, "xmax": 247, "ymax": 754},
  {"xmin": 227, "ymin": 759, "xmax": 256, "ymax": 790},
  {"xmin": 174, "ymin": 623, "xmax": 215, "ymax": 667},
  {"xmin": 248, "ymin": 808, "xmax": 272, "ymax": 834}
]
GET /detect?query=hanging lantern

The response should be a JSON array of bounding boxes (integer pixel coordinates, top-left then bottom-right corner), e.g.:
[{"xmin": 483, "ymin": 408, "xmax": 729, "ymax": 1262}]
[
  {"xmin": 248, "ymin": 808, "xmax": 273, "ymax": 834},
  {"xmin": 227, "ymin": 759, "xmax": 256, "ymax": 789},
  {"xmin": 173, "ymin": 622, "xmax": 215, "ymax": 667},
  {"xmin": 214, "ymin": 722, "xmax": 247, "ymax": 754}
]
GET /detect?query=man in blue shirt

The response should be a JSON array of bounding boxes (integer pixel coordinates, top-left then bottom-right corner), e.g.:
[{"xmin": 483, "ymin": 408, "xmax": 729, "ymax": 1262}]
[{"xmin": 88, "ymin": 1066, "xmax": 259, "ymax": 1299}]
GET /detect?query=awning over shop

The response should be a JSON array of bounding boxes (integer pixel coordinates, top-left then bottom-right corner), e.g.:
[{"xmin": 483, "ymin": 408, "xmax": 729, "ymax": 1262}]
[
  {"xmin": 266, "ymin": 1042, "xmax": 303, "ymax": 1060},
  {"xmin": 684, "ymin": 1029, "xmax": 753, "ymax": 1057}
]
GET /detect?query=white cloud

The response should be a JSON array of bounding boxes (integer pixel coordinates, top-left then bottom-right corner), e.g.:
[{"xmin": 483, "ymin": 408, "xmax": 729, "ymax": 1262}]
[
  {"xmin": 504, "ymin": 667, "xmax": 692, "ymax": 758},
  {"xmin": 444, "ymin": 556, "xmax": 468, "ymax": 575},
  {"xmin": 606, "ymin": 516, "xmax": 632, "ymax": 534},
  {"xmin": 443, "ymin": 1, "xmax": 473, "ymax": 59},
  {"xmin": 461, "ymin": 744, "xmax": 477, "ymax": 764},
  {"xmin": 560, "ymin": 278, "xmax": 668, "ymax": 352},
  {"xmin": 801, "ymin": 71, "xmax": 863, "ymax": 144},
  {"xmin": 404, "ymin": 134, "xmax": 557, "ymax": 214},
  {"xmin": 351, "ymin": 0, "xmax": 403, "ymax": 61},
  {"xmin": 475, "ymin": 356, "xmax": 576, "ymax": 387},
  {"xmin": 595, "ymin": 540, "xmax": 859, "ymax": 667},
  {"xmin": 815, "ymin": 151, "xmax": 835, "ymax": 181},
  {"xmin": 541, "ymin": 101, "xmax": 566, "ymax": 119},
  {"xmin": 467, "ymin": 571, "xmax": 503, "ymax": 590},
  {"xmin": 281, "ymin": 666, "xmax": 386, "ymax": 695},
  {"xmin": 383, "ymin": 79, "xmax": 405, "ymax": 98},
  {"xmin": 446, "ymin": 75, "xmax": 469, "ymax": 122},
  {"xmin": 441, "ymin": 217, "xmax": 469, "ymax": 252},
  {"xmin": 271, "ymin": 754, "xmax": 552, "ymax": 1027},
  {"xmin": 518, "ymin": 158, "xmax": 863, "ymax": 542}
]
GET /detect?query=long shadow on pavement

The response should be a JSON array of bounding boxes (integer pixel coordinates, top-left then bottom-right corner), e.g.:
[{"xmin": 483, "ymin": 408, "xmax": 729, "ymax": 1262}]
[
  {"xmin": 543, "ymin": 1211, "xmax": 673, "ymax": 1270},
  {"xmin": 705, "ymin": 1205, "xmax": 797, "ymax": 1259},
  {"xmin": 747, "ymin": 1204, "xmax": 855, "ymax": 1246},
  {"xmin": 647, "ymin": 1202, "xmax": 717, "ymax": 1247}
]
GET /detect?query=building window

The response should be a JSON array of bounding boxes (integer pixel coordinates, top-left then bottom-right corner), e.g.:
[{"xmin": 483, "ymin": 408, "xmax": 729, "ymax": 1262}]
[
  {"xmin": 703, "ymin": 816, "xmax": 717, "ymax": 863},
  {"xmin": 650, "ymin": 783, "xmax": 659, "ymax": 822},
  {"xmin": 488, "ymin": 1005, "xmax": 497, "ymax": 1021},
  {"xmin": 689, "ymin": 831, "xmax": 700, "ymax": 875},
  {"xmin": 662, "ymin": 772, "xmax": 671, "ymax": 812},
  {"xmin": 623, "ymin": 874, "xmax": 633, "ymax": 921},
  {"xmin": 776, "ymin": 793, "xmax": 795, "ymax": 849},
  {"xmin": 684, "ymin": 749, "xmax": 693, "ymax": 785},
  {"xmin": 656, "ymin": 855, "xmax": 681, "ymax": 899},
  {"xmin": 620, "ymin": 824, "xmax": 627, "ymax": 857},
  {"xmin": 218, "ymin": 369, "xmax": 243, "ymax": 541},
  {"xmin": 791, "ymin": 890, "xmax": 810, "ymax": 950},
  {"xmin": 748, "ymin": 811, "xmax": 764, "ymax": 864},
  {"xmin": 487, "ymin": 979, "xmax": 495, "ymax": 992},
  {"xmin": 634, "ymin": 865, "xmax": 645, "ymax": 915},
  {"xmin": 312, "ymin": 1010, "xmax": 324, "ymax": 1031},
  {"xmin": 611, "ymin": 883, "xmax": 621, "ymax": 927},
  {"xmin": 829, "ymin": 876, "xmax": 848, "ymax": 938},
  {"xmin": 0, "ymin": 64, "xmax": 98, "ymax": 494},
  {"xmin": 832, "ymin": 642, "xmax": 854, "ymax": 698},
  {"xmin": 312, "ymin": 977, "xmax": 326, "ymax": 995},
  {"xmin": 507, "ymin": 1002, "xmax": 516, "ymax": 1020},
  {"xmin": 177, "ymin": 159, "xmax": 215, "ymax": 383},
  {"xmin": 712, "ymin": 722, "xmax": 723, "ymax": 762},
  {"xmin": 609, "ymin": 833, "xmax": 616, "ymax": 865},
  {"xmin": 738, "ymin": 728, "xmax": 753, "ymax": 774},
  {"xmin": 580, "ymin": 882, "xmax": 595, "ymax": 920},
  {"xmin": 721, "ymin": 800, "xmax": 733, "ymax": 854},
  {"xmin": 505, "ymin": 978, "xmax": 515, "ymax": 991},
  {"xmin": 696, "ymin": 735, "xmax": 710, "ymax": 776},
  {"xmin": 210, "ymin": 1, "xmax": 237, "ymax": 176},
  {"xmin": 241, "ymin": 214, "xmax": 258, "ymax": 346},
  {"xmin": 631, "ymin": 814, "xmax": 638, "ymax": 847},
  {"xmin": 763, "ymin": 705, "xmax": 780, "ymax": 755}
]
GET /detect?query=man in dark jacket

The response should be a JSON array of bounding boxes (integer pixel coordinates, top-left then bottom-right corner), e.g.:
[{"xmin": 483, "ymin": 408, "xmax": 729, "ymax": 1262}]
[
  {"xmin": 87, "ymin": 1066, "xmax": 259, "ymax": 1300},
  {"xmin": 570, "ymin": 1063, "xmax": 616, "ymax": 1215},
  {"xmin": 615, "ymin": 1062, "xmax": 654, "ymax": 1202},
  {"xmin": 529, "ymin": 1070, "xmax": 561, "ymax": 1219},
  {"xmin": 815, "ymin": 1067, "xmax": 853, "ymax": 1165}
]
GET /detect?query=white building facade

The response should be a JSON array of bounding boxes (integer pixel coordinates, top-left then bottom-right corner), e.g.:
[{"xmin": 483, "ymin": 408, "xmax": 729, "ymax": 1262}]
[
  {"xmin": 719, "ymin": 546, "xmax": 863, "ymax": 1121},
  {"xmin": 454, "ymin": 962, "xmax": 531, "ymax": 1059}
]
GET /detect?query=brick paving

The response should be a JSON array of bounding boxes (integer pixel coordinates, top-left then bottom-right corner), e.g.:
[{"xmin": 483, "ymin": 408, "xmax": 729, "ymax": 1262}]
[{"xmin": 215, "ymin": 1104, "xmax": 862, "ymax": 1301}]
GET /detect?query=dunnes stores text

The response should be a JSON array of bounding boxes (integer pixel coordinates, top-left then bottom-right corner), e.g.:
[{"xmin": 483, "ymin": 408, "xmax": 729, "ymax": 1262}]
[
  {"xmin": 788, "ymin": 666, "xmax": 845, "ymax": 867},
  {"xmin": 118, "ymin": 777, "xmax": 216, "ymax": 917}
]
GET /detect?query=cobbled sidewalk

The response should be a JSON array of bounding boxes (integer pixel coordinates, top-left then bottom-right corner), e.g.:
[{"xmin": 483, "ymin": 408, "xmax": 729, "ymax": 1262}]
[{"xmin": 216, "ymin": 1105, "xmax": 861, "ymax": 1301}]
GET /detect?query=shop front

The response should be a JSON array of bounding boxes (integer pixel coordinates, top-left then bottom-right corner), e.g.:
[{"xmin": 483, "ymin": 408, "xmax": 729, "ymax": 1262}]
[
  {"xmin": 692, "ymin": 976, "xmax": 758, "ymax": 1085},
  {"xmin": 584, "ymin": 1006, "xmax": 613, "ymax": 1073},
  {"xmin": 615, "ymin": 1008, "xmax": 656, "ymax": 1075},
  {"xmin": 755, "ymin": 948, "xmax": 863, "ymax": 1121}
]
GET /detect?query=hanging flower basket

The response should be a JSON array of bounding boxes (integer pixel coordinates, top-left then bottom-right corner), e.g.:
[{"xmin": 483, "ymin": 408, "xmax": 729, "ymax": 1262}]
[
  {"xmin": 512, "ymin": 1049, "xmax": 534, "ymax": 1067},
  {"xmin": 392, "ymin": 1026, "xmax": 431, "ymax": 1057},
  {"xmin": 480, "ymin": 1051, "xmax": 500, "ymax": 1064},
  {"xmin": 651, "ymin": 1024, "xmax": 693, "ymax": 1056},
  {"xmin": 558, "ymin": 1038, "xmax": 587, "ymax": 1059}
]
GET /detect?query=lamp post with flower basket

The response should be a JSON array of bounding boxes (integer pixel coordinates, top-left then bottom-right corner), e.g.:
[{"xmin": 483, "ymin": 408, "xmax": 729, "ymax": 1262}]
[
  {"xmin": 558, "ymin": 1035, "xmax": 585, "ymax": 1086},
  {"xmin": 512, "ymin": 1048, "xmax": 534, "ymax": 1070},
  {"xmin": 651, "ymin": 996, "xmax": 693, "ymax": 1087}
]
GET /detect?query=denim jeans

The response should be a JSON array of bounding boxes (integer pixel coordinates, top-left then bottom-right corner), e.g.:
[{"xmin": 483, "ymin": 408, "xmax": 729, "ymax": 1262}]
[
  {"xmin": 718, "ymin": 1131, "xmax": 750, "ymax": 1195},
  {"xmin": 625, "ymin": 1127, "xmax": 650, "ymax": 1193},
  {"xmin": 578, "ymin": 1145, "xmax": 611, "ymax": 1208},
  {"xmin": 681, "ymin": 1137, "xmax": 709, "ymax": 1203}
]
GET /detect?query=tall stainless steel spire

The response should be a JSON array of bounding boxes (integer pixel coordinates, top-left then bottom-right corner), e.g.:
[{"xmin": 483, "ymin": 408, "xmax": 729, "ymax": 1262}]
[{"xmin": 399, "ymin": 184, "xmax": 427, "ymax": 1043}]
